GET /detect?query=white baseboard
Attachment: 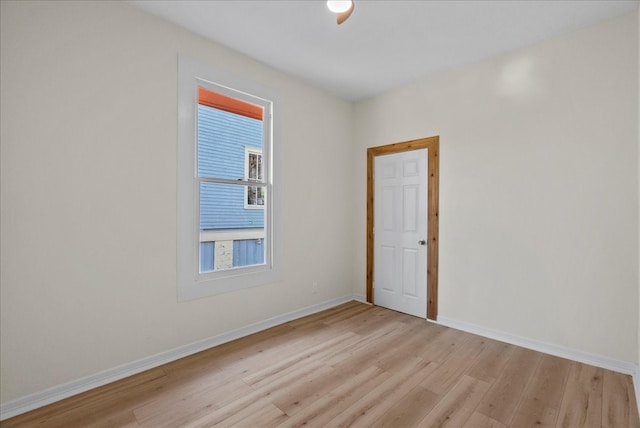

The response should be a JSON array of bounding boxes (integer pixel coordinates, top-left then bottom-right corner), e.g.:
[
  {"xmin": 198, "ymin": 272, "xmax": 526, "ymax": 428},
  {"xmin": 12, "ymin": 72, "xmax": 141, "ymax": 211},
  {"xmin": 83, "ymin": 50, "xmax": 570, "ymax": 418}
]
[
  {"xmin": 437, "ymin": 316, "xmax": 637, "ymax": 376},
  {"xmin": 0, "ymin": 294, "xmax": 361, "ymax": 421}
]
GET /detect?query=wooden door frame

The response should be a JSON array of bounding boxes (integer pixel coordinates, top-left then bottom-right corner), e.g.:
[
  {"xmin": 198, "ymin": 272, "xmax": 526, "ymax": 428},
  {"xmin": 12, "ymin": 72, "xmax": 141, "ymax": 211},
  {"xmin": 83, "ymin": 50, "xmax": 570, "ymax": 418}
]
[{"xmin": 367, "ymin": 136, "xmax": 440, "ymax": 320}]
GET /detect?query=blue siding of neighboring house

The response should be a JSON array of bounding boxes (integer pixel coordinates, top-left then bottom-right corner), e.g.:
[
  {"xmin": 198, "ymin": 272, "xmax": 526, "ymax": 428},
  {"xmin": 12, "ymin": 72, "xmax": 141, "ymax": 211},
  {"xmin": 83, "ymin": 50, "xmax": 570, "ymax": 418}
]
[
  {"xmin": 198, "ymin": 105, "xmax": 264, "ymax": 231},
  {"xmin": 200, "ymin": 242, "xmax": 215, "ymax": 272},
  {"xmin": 233, "ymin": 239, "xmax": 265, "ymax": 267},
  {"xmin": 199, "ymin": 240, "xmax": 264, "ymax": 272}
]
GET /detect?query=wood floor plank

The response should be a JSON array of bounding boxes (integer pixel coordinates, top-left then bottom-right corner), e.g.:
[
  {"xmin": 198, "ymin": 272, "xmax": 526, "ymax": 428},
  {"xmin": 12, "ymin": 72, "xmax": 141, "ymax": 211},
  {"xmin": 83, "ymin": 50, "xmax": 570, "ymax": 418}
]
[
  {"xmin": 325, "ymin": 357, "xmax": 437, "ymax": 427},
  {"xmin": 343, "ymin": 360, "xmax": 440, "ymax": 427},
  {"xmin": 374, "ymin": 320, "xmax": 447, "ymax": 373},
  {"xmin": 345, "ymin": 306, "xmax": 408, "ymax": 336},
  {"xmin": 465, "ymin": 412, "xmax": 507, "ymax": 428},
  {"xmin": 250, "ymin": 358, "xmax": 330, "ymax": 399},
  {"xmin": 325, "ymin": 320, "xmax": 418, "ymax": 374},
  {"xmin": 421, "ymin": 333, "xmax": 487, "ymax": 395},
  {"xmin": 602, "ymin": 370, "xmax": 640, "ymax": 428},
  {"xmin": 475, "ymin": 346, "xmax": 543, "ymax": 425},
  {"xmin": 134, "ymin": 379, "xmax": 253, "ymax": 427},
  {"xmin": 414, "ymin": 326, "xmax": 476, "ymax": 365},
  {"xmin": 510, "ymin": 354, "xmax": 572, "ymax": 427},
  {"xmin": 84, "ymin": 410, "xmax": 140, "ymax": 428},
  {"xmin": 2, "ymin": 302, "xmax": 639, "ymax": 428},
  {"xmin": 275, "ymin": 365, "xmax": 392, "ymax": 428},
  {"xmin": 172, "ymin": 390, "xmax": 263, "ymax": 427},
  {"xmin": 369, "ymin": 385, "xmax": 440, "ymax": 428},
  {"xmin": 181, "ymin": 396, "xmax": 286, "ymax": 428},
  {"xmin": 321, "ymin": 320, "xmax": 407, "ymax": 367},
  {"xmin": 555, "ymin": 362, "xmax": 603, "ymax": 428},
  {"xmin": 466, "ymin": 339, "xmax": 514, "ymax": 384},
  {"xmin": 241, "ymin": 331, "xmax": 358, "ymax": 387},
  {"xmin": 258, "ymin": 363, "xmax": 339, "ymax": 416},
  {"xmin": 415, "ymin": 374, "xmax": 491, "ymax": 427}
]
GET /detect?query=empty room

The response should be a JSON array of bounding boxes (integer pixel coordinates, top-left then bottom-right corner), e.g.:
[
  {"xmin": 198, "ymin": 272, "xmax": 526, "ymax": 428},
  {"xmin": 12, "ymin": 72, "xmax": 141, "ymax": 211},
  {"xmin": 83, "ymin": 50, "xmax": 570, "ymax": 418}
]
[{"xmin": 1, "ymin": 0, "xmax": 640, "ymax": 426}]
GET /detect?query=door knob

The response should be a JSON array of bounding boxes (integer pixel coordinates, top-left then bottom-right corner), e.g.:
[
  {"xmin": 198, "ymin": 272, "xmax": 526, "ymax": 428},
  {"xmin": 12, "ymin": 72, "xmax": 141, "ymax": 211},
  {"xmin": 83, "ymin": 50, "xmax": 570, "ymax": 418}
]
[{"xmin": 418, "ymin": 240, "xmax": 427, "ymax": 246}]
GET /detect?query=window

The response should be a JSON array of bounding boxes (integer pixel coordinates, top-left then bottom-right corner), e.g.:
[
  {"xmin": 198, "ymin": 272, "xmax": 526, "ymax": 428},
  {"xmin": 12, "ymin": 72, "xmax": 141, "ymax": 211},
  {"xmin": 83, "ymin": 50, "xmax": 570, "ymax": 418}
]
[
  {"xmin": 245, "ymin": 148, "xmax": 264, "ymax": 209},
  {"xmin": 178, "ymin": 56, "xmax": 280, "ymax": 301}
]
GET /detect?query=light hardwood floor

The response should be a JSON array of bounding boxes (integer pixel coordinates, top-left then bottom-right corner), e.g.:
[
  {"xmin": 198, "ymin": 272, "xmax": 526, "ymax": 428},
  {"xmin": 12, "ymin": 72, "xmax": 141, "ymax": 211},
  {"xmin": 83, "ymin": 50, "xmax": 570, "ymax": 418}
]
[{"xmin": 2, "ymin": 301, "xmax": 639, "ymax": 427}]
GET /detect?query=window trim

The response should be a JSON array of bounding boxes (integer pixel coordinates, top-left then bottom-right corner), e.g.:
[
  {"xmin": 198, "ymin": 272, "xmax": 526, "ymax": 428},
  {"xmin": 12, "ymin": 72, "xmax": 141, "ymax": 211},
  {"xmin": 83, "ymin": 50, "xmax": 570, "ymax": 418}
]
[{"xmin": 177, "ymin": 55, "xmax": 281, "ymax": 301}]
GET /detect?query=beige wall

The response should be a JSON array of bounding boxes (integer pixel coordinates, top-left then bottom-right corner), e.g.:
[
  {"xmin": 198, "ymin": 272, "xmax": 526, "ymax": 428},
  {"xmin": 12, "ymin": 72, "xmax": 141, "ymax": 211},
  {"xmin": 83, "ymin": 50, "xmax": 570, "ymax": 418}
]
[
  {"xmin": 354, "ymin": 13, "xmax": 639, "ymax": 362},
  {"xmin": 0, "ymin": 1, "xmax": 355, "ymax": 402}
]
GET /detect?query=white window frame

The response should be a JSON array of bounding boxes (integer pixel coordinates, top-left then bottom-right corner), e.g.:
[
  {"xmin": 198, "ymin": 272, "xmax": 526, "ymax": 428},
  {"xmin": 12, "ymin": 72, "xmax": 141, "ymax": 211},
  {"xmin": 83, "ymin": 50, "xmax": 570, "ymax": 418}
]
[
  {"xmin": 244, "ymin": 147, "xmax": 264, "ymax": 210},
  {"xmin": 177, "ymin": 56, "xmax": 281, "ymax": 301}
]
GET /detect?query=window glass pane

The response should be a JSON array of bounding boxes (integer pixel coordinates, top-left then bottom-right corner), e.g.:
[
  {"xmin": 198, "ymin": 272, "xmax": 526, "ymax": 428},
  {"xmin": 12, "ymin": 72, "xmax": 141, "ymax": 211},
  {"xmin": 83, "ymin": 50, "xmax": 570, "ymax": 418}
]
[
  {"xmin": 247, "ymin": 185, "xmax": 265, "ymax": 207},
  {"xmin": 199, "ymin": 182, "xmax": 266, "ymax": 272},
  {"xmin": 248, "ymin": 153, "xmax": 259, "ymax": 180},
  {"xmin": 197, "ymin": 104, "xmax": 263, "ymax": 180},
  {"xmin": 200, "ymin": 242, "xmax": 215, "ymax": 273},
  {"xmin": 200, "ymin": 182, "xmax": 265, "ymax": 230},
  {"xmin": 233, "ymin": 239, "xmax": 265, "ymax": 268}
]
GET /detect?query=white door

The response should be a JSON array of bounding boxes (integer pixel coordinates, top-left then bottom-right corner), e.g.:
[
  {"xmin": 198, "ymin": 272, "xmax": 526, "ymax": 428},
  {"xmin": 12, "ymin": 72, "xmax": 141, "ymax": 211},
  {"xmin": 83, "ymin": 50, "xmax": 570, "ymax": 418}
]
[{"xmin": 374, "ymin": 149, "xmax": 428, "ymax": 318}]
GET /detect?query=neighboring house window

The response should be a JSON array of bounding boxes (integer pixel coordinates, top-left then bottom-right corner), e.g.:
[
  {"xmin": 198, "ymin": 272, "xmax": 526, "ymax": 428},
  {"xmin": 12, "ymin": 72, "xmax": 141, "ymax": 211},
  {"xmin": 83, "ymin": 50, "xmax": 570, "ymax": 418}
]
[
  {"xmin": 245, "ymin": 148, "xmax": 264, "ymax": 209},
  {"xmin": 177, "ymin": 56, "xmax": 280, "ymax": 301}
]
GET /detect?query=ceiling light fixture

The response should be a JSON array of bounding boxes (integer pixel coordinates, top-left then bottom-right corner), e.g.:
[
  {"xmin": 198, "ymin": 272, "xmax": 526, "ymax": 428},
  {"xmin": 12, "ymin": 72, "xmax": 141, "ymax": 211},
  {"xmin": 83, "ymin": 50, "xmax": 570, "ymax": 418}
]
[{"xmin": 327, "ymin": 0, "xmax": 354, "ymax": 25}]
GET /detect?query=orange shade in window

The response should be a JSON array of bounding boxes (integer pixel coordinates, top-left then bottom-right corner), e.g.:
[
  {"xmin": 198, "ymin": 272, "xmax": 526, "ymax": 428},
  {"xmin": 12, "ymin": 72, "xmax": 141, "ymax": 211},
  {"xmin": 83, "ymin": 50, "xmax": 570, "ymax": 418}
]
[{"xmin": 198, "ymin": 87, "xmax": 263, "ymax": 121}]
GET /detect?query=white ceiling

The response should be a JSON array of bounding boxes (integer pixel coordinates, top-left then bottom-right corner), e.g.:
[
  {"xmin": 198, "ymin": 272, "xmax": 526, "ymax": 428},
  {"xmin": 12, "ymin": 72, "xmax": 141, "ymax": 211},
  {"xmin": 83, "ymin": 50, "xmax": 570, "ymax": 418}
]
[{"xmin": 129, "ymin": 0, "xmax": 638, "ymax": 101}]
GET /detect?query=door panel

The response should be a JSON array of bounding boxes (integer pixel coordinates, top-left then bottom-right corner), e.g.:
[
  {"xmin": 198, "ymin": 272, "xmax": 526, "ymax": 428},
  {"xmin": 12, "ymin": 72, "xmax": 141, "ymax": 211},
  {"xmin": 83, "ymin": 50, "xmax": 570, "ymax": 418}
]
[
  {"xmin": 402, "ymin": 248, "xmax": 418, "ymax": 297},
  {"xmin": 380, "ymin": 245, "xmax": 396, "ymax": 293},
  {"xmin": 382, "ymin": 187, "xmax": 394, "ymax": 230},
  {"xmin": 403, "ymin": 184, "xmax": 419, "ymax": 232},
  {"xmin": 374, "ymin": 149, "xmax": 428, "ymax": 318}
]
